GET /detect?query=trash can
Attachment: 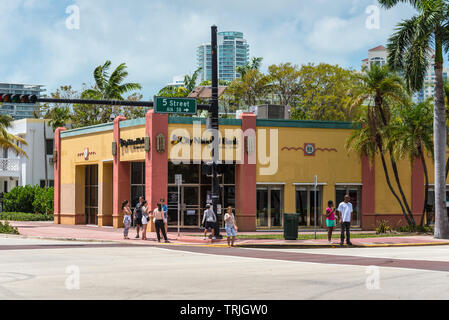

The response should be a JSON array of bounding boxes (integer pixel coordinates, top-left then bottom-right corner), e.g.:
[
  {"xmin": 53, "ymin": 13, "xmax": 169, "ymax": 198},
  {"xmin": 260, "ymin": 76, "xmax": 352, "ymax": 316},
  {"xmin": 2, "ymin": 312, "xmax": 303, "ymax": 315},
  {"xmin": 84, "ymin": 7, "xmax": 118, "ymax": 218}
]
[{"xmin": 284, "ymin": 213, "xmax": 299, "ymax": 240}]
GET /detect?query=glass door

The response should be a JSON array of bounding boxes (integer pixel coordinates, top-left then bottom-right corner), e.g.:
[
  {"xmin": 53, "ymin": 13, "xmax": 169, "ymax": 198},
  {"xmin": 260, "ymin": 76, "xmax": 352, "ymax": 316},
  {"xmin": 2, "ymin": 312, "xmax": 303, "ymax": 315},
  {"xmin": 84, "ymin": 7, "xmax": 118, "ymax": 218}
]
[
  {"xmin": 85, "ymin": 165, "xmax": 98, "ymax": 225},
  {"xmin": 257, "ymin": 186, "xmax": 284, "ymax": 228},
  {"xmin": 167, "ymin": 186, "xmax": 180, "ymax": 226},
  {"xmin": 182, "ymin": 186, "xmax": 200, "ymax": 227},
  {"xmin": 295, "ymin": 186, "xmax": 322, "ymax": 228},
  {"xmin": 335, "ymin": 185, "xmax": 361, "ymax": 226}
]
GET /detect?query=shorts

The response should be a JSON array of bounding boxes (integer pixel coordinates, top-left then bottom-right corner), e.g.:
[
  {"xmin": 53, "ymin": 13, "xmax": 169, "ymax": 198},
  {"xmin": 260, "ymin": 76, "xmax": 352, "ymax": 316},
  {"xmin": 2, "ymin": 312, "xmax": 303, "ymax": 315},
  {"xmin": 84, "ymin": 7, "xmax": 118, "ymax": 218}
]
[
  {"xmin": 135, "ymin": 217, "xmax": 143, "ymax": 227},
  {"xmin": 225, "ymin": 226, "xmax": 237, "ymax": 237},
  {"xmin": 326, "ymin": 219, "xmax": 336, "ymax": 228},
  {"xmin": 205, "ymin": 221, "xmax": 215, "ymax": 230}
]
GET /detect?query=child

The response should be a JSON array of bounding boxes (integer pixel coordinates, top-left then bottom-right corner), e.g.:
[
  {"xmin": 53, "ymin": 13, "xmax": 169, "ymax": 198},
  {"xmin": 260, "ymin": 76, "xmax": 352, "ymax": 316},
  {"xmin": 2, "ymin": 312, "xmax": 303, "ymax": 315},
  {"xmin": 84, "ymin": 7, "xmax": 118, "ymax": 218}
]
[{"xmin": 325, "ymin": 200, "xmax": 336, "ymax": 244}]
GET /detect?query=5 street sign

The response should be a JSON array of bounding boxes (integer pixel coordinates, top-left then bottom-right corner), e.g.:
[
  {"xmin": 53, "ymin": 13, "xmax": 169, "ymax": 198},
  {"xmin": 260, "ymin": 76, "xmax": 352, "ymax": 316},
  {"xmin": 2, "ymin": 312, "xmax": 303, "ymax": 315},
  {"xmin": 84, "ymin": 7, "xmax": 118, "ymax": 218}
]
[{"xmin": 154, "ymin": 96, "xmax": 197, "ymax": 115}]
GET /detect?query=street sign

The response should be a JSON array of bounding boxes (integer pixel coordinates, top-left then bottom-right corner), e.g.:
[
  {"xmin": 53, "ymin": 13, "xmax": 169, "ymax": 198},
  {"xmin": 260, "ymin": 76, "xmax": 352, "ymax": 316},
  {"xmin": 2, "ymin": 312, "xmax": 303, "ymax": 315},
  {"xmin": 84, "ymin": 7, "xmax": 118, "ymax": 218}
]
[
  {"xmin": 154, "ymin": 96, "xmax": 197, "ymax": 115},
  {"xmin": 175, "ymin": 174, "xmax": 183, "ymax": 186}
]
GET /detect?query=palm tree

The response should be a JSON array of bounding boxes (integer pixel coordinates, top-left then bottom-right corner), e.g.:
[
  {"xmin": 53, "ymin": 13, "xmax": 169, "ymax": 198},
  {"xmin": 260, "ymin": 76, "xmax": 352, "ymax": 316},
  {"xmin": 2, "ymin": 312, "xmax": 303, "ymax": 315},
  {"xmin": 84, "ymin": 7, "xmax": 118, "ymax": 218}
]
[
  {"xmin": 184, "ymin": 68, "xmax": 202, "ymax": 93},
  {"xmin": 387, "ymin": 100, "xmax": 434, "ymax": 226},
  {"xmin": 0, "ymin": 115, "xmax": 27, "ymax": 157},
  {"xmin": 378, "ymin": 0, "xmax": 449, "ymax": 238},
  {"xmin": 82, "ymin": 61, "xmax": 142, "ymax": 123},
  {"xmin": 236, "ymin": 57, "xmax": 263, "ymax": 78},
  {"xmin": 348, "ymin": 64, "xmax": 415, "ymax": 225}
]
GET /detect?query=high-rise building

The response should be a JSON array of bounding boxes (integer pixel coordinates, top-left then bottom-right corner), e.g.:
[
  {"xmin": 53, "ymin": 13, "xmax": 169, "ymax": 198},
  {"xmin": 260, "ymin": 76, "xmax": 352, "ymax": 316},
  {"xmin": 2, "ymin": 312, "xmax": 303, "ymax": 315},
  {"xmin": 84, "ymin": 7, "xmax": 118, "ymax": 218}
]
[
  {"xmin": 0, "ymin": 83, "xmax": 45, "ymax": 120},
  {"xmin": 197, "ymin": 31, "xmax": 250, "ymax": 83},
  {"xmin": 361, "ymin": 46, "xmax": 448, "ymax": 102}
]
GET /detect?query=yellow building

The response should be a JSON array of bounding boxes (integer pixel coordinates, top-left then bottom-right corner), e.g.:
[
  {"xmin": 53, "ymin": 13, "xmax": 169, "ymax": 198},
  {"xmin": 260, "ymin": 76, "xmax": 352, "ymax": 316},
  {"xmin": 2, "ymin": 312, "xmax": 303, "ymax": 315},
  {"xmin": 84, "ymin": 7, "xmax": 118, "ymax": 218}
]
[{"xmin": 54, "ymin": 111, "xmax": 431, "ymax": 231}]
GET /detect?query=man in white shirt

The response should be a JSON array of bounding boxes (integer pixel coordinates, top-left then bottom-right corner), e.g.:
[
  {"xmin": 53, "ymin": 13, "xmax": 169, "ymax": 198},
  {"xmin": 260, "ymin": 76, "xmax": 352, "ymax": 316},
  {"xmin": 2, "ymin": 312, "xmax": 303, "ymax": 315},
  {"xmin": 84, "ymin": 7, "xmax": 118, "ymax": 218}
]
[
  {"xmin": 202, "ymin": 204, "xmax": 217, "ymax": 240},
  {"xmin": 337, "ymin": 195, "xmax": 353, "ymax": 246}
]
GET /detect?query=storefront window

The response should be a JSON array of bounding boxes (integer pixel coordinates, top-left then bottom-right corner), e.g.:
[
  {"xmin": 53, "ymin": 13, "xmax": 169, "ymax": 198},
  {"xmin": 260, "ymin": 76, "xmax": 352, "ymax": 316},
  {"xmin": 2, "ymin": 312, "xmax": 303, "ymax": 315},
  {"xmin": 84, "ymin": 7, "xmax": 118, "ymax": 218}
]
[
  {"xmin": 257, "ymin": 186, "xmax": 284, "ymax": 228},
  {"xmin": 130, "ymin": 162, "xmax": 145, "ymax": 208},
  {"xmin": 426, "ymin": 188, "xmax": 449, "ymax": 225},
  {"xmin": 335, "ymin": 185, "xmax": 361, "ymax": 226},
  {"xmin": 295, "ymin": 186, "xmax": 322, "ymax": 228},
  {"xmin": 168, "ymin": 163, "xmax": 200, "ymax": 184}
]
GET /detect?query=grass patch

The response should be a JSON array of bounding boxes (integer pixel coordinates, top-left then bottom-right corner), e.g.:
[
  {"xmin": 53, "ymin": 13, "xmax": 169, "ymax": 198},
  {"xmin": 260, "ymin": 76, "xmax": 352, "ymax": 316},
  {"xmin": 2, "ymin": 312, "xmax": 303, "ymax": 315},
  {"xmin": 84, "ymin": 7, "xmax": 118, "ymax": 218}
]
[
  {"xmin": 0, "ymin": 221, "xmax": 19, "ymax": 235},
  {"xmin": 232, "ymin": 233, "xmax": 414, "ymax": 240},
  {"xmin": 0, "ymin": 212, "xmax": 54, "ymax": 222}
]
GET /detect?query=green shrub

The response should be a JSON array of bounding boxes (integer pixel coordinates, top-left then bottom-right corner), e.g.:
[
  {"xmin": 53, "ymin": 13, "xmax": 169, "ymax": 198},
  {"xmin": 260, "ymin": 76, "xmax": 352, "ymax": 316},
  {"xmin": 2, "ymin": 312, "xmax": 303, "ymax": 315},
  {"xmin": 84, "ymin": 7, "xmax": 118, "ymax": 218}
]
[
  {"xmin": 33, "ymin": 187, "xmax": 54, "ymax": 215},
  {"xmin": 398, "ymin": 225, "xmax": 434, "ymax": 233},
  {"xmin": 3, "ymin": 185, "xmax": 54, "ymax": 214},
  {"xmin": 376, "ymin": 220, "xmax": 392, "ymax": 234},
  {"xmin": 0, "ymin": 221, "xmax": 19, "ymax": 235},
  {"xmin": 0, "ymin": 212, "xmax": 54, "ymax": 221}
]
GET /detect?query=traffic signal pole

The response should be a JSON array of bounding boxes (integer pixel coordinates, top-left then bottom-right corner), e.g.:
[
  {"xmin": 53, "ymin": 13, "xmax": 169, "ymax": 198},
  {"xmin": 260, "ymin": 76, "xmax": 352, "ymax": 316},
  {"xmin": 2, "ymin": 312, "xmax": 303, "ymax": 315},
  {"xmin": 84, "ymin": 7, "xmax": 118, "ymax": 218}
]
[{"xmin": 209, "ymin": 25, "xmax": 222, "ymax": 239}]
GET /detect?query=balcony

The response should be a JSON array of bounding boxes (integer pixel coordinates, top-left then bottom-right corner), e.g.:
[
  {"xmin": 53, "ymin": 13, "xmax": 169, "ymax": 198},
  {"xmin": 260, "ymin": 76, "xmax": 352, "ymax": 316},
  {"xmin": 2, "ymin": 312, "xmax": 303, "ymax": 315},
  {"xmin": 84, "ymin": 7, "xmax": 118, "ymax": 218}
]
[{"xmin": 0, "ymin": 159, "xmax": 20, "ymax": 177}]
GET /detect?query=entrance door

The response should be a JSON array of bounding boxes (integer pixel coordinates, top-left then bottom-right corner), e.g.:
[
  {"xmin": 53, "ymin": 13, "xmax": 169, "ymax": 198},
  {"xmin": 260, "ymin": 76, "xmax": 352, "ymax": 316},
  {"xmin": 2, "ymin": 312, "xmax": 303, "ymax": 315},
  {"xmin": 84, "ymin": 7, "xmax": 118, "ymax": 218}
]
[
  {"xmin": 182, "ymin": 186, "xmax": 200, "ymax": 227},
  {"xmin": 85, "ymin": 165, "xmax": 98, "ymax": 225},
  {"xmin": 257, "ymin": 186, "xmax": 284, "ymax": 228},
  {"xmin": 296, "ymin": 186, "xmax": 322, "ymax": 228}
]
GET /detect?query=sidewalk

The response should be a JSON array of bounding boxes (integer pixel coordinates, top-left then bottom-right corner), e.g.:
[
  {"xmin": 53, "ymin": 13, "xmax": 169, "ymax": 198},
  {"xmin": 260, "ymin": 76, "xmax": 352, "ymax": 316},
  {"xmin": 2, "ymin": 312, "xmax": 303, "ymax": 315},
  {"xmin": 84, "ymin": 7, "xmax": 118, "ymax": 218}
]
[{"xmin": 6, "ymin": 221, "xmax": 449, "ymax": 248}]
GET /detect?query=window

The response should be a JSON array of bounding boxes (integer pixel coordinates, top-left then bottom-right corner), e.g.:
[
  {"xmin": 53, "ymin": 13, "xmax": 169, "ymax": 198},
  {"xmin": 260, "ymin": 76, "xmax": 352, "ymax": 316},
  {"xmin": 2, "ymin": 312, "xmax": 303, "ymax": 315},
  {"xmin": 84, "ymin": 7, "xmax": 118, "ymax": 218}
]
[
  {"xmin": 46, "ymin": 139, "xmax": 54, "ymax": 155},
  {"xmin": 335, "ymin": 185, "xmax": 362, "ymax": 226}
]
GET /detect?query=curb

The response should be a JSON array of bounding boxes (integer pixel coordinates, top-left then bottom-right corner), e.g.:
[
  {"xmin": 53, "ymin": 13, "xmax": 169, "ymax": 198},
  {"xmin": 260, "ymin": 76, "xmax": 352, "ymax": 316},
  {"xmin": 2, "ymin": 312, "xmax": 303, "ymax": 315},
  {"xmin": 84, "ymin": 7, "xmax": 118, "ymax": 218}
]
[{"xmin": 235, "ymin": 242, "xmax": 449, "ymax": 249}]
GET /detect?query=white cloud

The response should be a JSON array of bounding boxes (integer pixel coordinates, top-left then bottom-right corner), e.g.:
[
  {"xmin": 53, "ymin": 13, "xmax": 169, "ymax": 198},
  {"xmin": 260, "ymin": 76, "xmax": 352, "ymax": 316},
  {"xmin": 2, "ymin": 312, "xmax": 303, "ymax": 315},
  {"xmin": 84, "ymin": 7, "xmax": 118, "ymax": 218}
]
[{"xmin": 0, "ymin": 0, "xmax": 417, "ymax": 98}]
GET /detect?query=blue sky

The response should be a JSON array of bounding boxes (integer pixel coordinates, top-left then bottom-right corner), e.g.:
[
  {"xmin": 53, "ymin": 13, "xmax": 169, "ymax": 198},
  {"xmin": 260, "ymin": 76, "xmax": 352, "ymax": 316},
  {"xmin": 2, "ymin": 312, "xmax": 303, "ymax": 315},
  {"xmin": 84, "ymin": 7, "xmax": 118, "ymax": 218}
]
[{"xmin": 0, "ymin": 0, "xmax": 416, "ymax": 99}]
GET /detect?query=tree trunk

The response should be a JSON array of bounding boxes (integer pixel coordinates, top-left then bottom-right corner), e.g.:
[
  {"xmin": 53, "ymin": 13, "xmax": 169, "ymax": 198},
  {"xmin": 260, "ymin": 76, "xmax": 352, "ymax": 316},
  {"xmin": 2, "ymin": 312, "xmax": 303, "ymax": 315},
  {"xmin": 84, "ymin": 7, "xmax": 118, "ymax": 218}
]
[
  {"xmin": 418, "ymin": 148, "xmax": 430, "ymax": 227},
  {"xmin": 377, "ymin": 143, "xmax": 412, "ymax": 225},
  {"xmin": 389, "ymin": 148, "xmax": 416, "ymax": 225},
  {"xmin": 433, "ymin": 36, "xmax": 449, "ymax": 239}
]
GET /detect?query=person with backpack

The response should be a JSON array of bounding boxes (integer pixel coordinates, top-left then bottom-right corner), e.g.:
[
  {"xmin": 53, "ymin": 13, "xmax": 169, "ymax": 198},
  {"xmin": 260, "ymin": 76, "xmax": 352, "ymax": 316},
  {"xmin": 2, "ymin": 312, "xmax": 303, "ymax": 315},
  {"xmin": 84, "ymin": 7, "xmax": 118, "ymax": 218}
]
[
  {"xmin": 134, "ymin": 196, "xmax": 144, "ymax": 239},
  {"xmin": 202, "ymin": 204, "xmax": 217, "ymax": 241}
]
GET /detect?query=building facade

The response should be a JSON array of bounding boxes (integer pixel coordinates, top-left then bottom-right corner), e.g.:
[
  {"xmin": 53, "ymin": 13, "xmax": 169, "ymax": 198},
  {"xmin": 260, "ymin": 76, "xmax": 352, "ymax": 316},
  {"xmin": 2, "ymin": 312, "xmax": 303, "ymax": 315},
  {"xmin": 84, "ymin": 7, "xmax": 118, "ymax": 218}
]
[
  {"xmin": 0, "ymin": 119, "xmax": 55, "ymax": 196},
  {"xmin": 361, "ymin": 45, "xmax": 449, "ymax": 102},
  {"xmin": 54, "ymin": 111, "xmax": 437, "ymax": 230},
  {"xmin": 0, "ymin": 83, "xmax": 45, "ymax": 120},
  {"xmin": 197, "ymin": 31, "xmax": 250, "ymax": 83}
]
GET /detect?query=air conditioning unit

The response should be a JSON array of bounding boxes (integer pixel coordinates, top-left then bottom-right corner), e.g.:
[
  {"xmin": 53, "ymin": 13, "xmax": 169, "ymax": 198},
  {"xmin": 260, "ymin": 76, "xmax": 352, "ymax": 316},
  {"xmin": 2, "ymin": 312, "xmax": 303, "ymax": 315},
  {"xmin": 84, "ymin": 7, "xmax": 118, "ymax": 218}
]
[{"xmin": 254, "ymin": 105, "xmax": 291, "ymax": 120}]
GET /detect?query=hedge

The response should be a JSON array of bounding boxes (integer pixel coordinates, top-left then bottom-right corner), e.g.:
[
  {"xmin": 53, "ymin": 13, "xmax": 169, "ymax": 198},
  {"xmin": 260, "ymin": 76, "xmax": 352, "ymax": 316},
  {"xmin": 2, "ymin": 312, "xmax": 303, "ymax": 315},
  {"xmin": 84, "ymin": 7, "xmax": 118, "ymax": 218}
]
[
  {"xmin": 3, "ymin": 185, "xmax": 54, "ymax": 214},
  {"xmin": 0, "ymin": 212, "xmax": 54, "ymax": 222}
]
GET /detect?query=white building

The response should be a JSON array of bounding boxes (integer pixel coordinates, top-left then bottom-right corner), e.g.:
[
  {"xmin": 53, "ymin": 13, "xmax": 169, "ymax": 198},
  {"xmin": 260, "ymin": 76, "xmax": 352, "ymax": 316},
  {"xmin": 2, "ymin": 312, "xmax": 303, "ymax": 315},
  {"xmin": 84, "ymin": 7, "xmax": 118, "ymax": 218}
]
[
  {"xmin": 361, "ymin": 45, "xmax": 449, "ymax": 102},
  {"xmin": 167, "ymin": 75, "xmax": 185, "ymax": 88},
  {"xmin": 0, "ymin": 119, "xmax": 54, "ymax": 194}
]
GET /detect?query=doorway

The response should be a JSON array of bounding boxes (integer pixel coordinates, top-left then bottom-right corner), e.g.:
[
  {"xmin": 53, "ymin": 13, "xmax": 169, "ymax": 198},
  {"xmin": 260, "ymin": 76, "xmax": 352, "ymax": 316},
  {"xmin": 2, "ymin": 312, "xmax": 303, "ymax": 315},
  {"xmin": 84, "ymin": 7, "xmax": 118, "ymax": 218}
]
[
  {"xmin": 296, "ymin": 186, "xmax": 322, "ymax": 228},
  {"xmin": 257, "ymin": 185, "xmax": 284, "ymax": 229},
  {"xmin": 85, "ymin": 165, "xmax": 98, "ymax": 225},
  {"xmin": 167, "ymin": 185, "xmax": 200, "ymax": 227}
]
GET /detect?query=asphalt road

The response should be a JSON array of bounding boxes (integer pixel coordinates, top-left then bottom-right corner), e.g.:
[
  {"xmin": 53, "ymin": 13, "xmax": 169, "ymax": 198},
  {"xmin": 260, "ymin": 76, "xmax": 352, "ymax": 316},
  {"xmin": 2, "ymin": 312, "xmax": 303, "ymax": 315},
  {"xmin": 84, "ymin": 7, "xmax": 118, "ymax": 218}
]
[{"xmin": 1, "ymin": 236, "xmax": 449, "ymax": 300}]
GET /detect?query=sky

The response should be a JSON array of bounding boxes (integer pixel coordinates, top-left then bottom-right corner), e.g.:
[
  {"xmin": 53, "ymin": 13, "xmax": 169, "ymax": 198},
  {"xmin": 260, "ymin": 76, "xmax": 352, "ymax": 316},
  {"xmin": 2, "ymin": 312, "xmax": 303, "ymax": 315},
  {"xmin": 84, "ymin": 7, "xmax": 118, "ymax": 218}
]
[{"xmin": 0, "ymin": 0, "xmax": 417, "ymax": 99}]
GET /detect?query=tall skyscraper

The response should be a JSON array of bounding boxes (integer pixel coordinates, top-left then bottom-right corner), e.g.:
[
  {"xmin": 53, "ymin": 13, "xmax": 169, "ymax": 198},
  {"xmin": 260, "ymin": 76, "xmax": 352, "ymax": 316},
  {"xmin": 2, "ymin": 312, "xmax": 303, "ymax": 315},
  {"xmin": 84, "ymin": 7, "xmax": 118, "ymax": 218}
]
[
  {"xmin": 197, "ymin": 31, "xmax": 250, "ymax": 83},
  {"xmin": 0, "ymin": 83, "xmax": 45, "ymax": 120},
  {"xmin": 361, "ymin": 45, "xmax": 448, "ymax": 102}
]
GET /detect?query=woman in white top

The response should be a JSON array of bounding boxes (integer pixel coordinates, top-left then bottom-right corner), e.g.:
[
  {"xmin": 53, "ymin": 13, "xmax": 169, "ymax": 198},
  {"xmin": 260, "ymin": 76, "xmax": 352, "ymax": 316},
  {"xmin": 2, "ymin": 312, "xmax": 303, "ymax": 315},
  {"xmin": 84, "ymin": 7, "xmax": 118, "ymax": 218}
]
[
  {"xmin": 141, "ymin": 201, "xmax": 149, "ymax": 240},
  {"xmin": 122, "ymin": 200, "xmax": 132, "ymax": 240},
  {"xmin": 224, "ymin": 206, "xmax": 238, "ymax": 247}
]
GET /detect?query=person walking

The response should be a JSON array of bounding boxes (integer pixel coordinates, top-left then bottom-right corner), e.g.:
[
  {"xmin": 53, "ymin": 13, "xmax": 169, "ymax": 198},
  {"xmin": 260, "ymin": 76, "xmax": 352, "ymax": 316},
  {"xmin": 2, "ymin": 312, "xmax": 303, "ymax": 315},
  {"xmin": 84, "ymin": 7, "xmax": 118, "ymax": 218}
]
[
  {"xmin": 161, "ymin": 200, "xmax": 168, "ymax": 234},
  {"xmin": 134, "ymin": 196, "xmax": 144, "ymax": 239},
  {"xmin": 224, "ymin": 206, "xmax": 238, "ymax": 247},
  {"xmin": 151, "ymin": 203, "xmax": 169, "ymax": 243},
  {"xmin": 141, "ymin": 201, "xmax": 149, "ymax": 241},
  {"xmin": 337, "ymin": 195, "xmax": 353, "ymax": 246},
  {"xmin": 202, "ymin": 204, "xmax": 217, "ymax": 241},
  {"xmin": 325, "ymin": 200, "xmax": 336, "ymax": 244},
  {"xmin": 122, "ymin": 200, "xmax": 132, "ymax": 240}
]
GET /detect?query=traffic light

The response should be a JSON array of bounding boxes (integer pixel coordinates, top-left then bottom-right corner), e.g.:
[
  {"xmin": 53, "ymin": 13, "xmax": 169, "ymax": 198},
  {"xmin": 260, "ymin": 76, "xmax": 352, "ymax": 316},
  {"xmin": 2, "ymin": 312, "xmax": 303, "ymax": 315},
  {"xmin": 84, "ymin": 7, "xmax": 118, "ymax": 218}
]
[{"xmin": 0, "ymin": 94, "xmax": 38, "ymax": 104}]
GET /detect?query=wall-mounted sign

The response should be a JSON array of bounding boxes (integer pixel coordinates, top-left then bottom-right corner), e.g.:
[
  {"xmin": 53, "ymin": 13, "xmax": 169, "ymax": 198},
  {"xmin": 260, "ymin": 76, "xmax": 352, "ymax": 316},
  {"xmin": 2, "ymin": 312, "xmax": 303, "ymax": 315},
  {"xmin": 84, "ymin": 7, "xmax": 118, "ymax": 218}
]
[
  {"xmin": 120, "ymin": 138, "xmax": 145, "ymax": 150},
  {"xmin": 77, "ymin": 148, "xmax": 96, "ymax": 160},
  {"xmin": 171, "ymin": 135, "xmax": 238, "ymax": 147}
]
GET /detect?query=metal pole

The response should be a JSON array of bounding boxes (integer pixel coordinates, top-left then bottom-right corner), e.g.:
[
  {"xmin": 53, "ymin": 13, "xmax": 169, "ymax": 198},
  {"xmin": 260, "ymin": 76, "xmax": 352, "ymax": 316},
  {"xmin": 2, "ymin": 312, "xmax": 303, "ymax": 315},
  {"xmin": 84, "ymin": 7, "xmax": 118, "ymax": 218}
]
[
  {"xmin": 314, "ymin": 176, "xmax": 317, "ymax": 240},
  {"xmin": 210, "ymin": 25, "xmax": 221, "ymax": 239},
  {"xmin": 177, "ymin": 184, "xmax": 180, "ymax": 238}
]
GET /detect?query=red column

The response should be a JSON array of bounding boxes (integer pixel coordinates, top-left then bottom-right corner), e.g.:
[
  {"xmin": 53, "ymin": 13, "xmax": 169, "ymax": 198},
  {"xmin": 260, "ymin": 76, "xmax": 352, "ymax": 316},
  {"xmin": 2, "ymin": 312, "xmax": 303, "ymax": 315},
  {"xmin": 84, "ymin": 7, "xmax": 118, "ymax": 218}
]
[
  {"xmin": 145, "ymin": 110, "xmax": 168, "ymax": 220},
  {"xmin": 113, "ymin": 116, "xmax": 130, "ymax": 229},
  {"xmin": 412, "ymin": 158, "xmax": 425, "ymax": 216},
  {"xmin": 53, "ymin": 127, "xmax": 66, "ymax": 225},
  {"xmin": 235, "ymin": 113, "xmax": 257, "ymax": 231},
  {"xmin": 361, "ymin": 155, "xmax": 375, "ymax": 230}
]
